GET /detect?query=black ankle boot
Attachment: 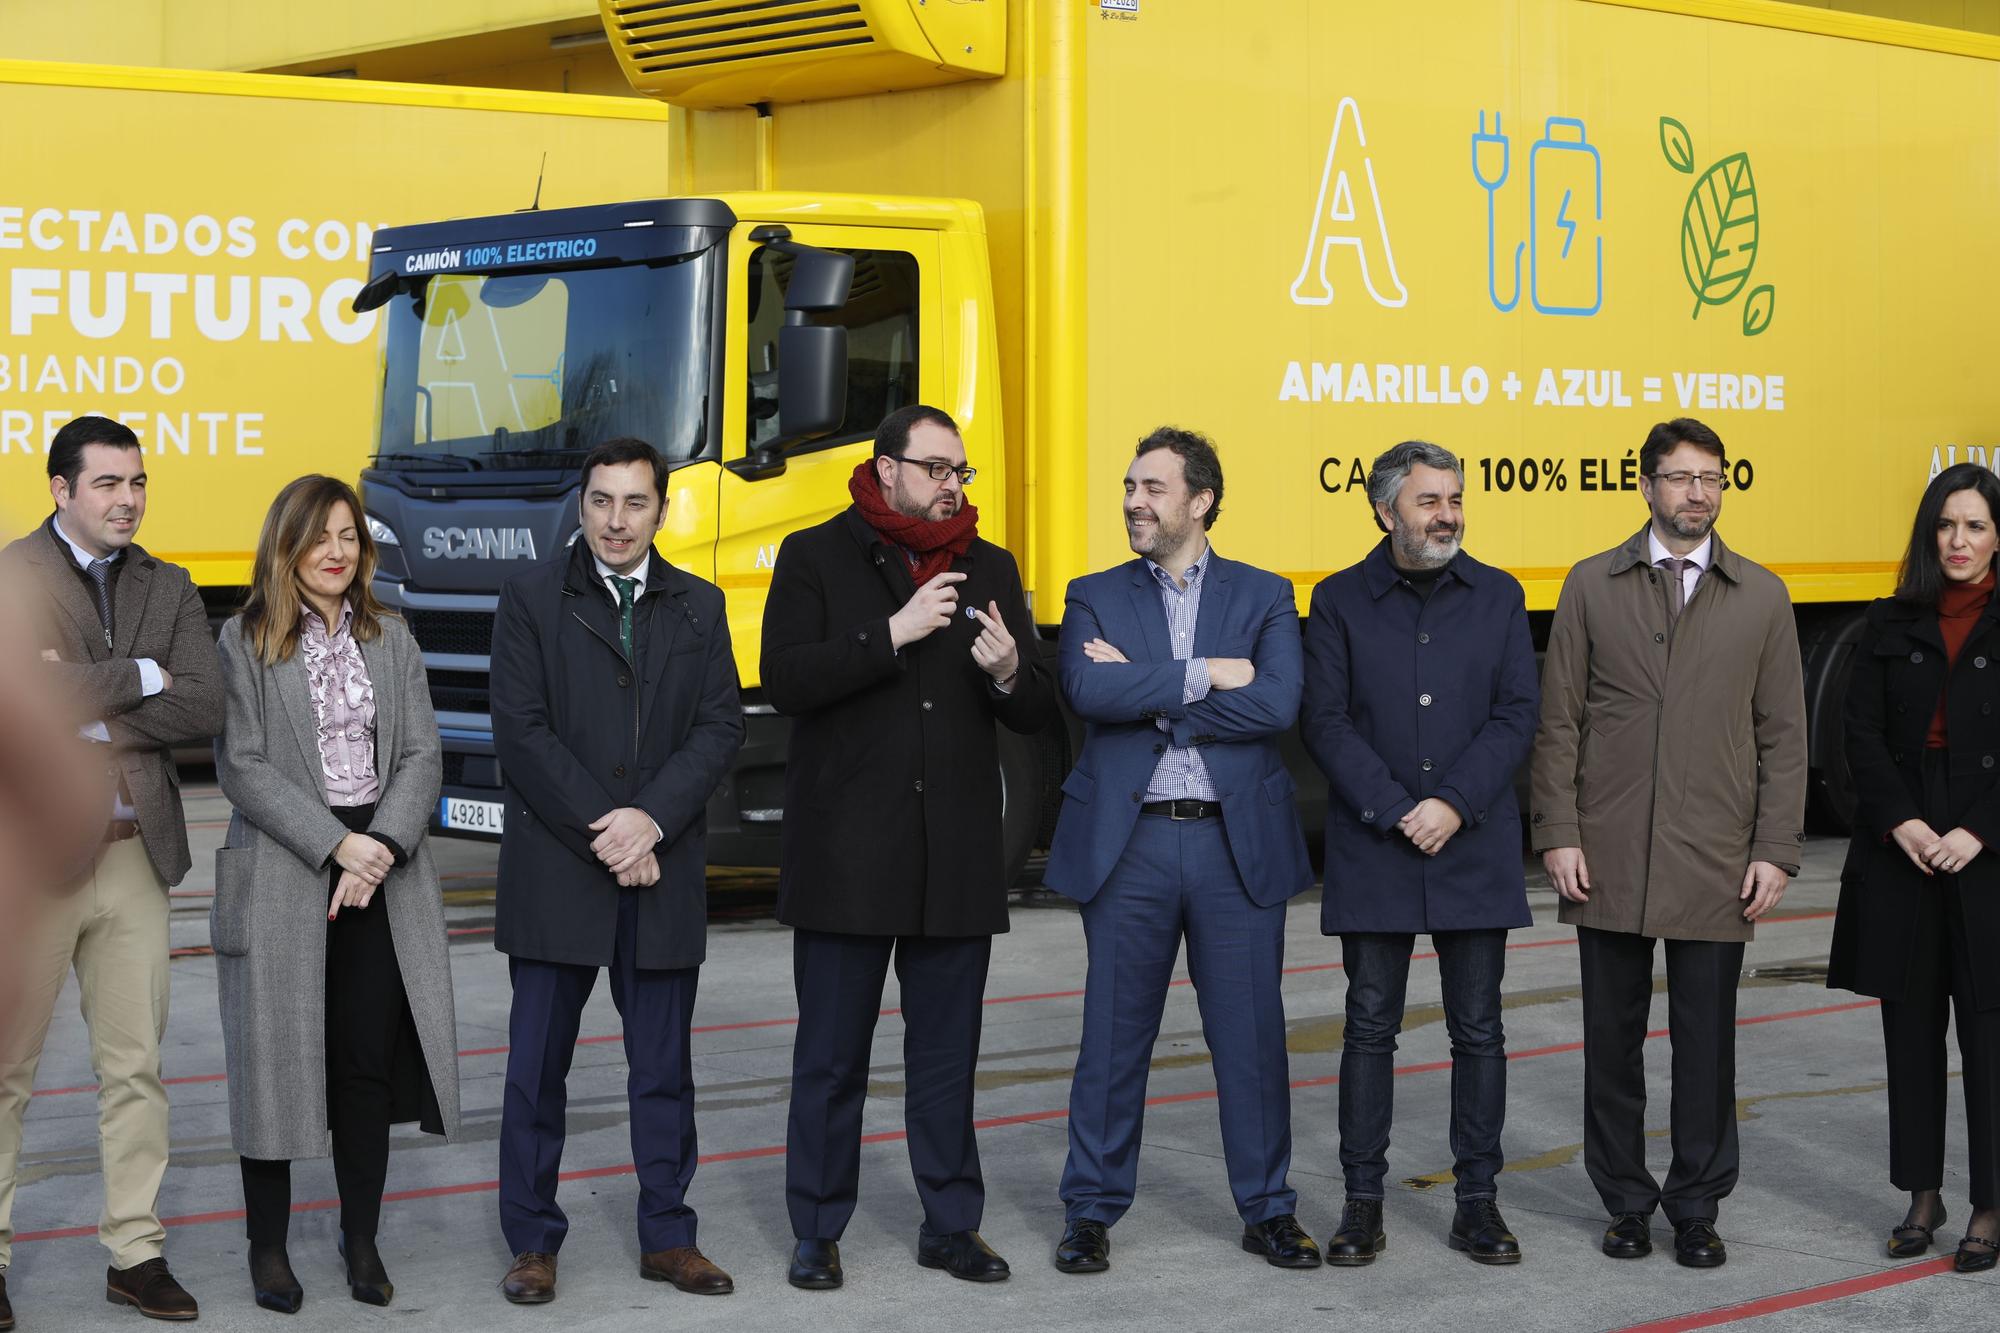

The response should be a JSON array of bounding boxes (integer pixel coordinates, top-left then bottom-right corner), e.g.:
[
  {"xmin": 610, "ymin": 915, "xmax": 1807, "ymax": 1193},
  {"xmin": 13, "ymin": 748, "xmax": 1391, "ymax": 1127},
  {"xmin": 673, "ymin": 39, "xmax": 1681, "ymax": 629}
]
[
  {"xmin": 248, "ymin": 1242, "xmax": 303, "ymax": 1314},
  {"xmin": 338, "ymin": 1233, "xmax": 393, "ymax": 1306}
]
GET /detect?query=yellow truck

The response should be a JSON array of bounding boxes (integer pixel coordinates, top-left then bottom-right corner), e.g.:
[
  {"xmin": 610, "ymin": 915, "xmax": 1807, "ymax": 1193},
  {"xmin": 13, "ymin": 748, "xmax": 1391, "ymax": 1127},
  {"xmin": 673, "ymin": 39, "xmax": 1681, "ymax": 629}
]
[
  {"xmin": 65, "ymin": 1, "xmax": 1990, "ymax": 868},
  {"xmin": 0, "ymin": 58, "xmax": 670, "ymax": 598}
]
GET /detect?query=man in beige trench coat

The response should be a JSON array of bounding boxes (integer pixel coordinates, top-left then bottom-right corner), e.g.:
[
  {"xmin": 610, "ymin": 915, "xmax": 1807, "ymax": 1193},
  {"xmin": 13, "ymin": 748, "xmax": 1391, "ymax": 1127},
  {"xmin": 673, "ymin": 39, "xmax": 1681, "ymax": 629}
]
[{"xmin": 1531, "ymin": 418, "xmax": 1807, "ymax": 1270}]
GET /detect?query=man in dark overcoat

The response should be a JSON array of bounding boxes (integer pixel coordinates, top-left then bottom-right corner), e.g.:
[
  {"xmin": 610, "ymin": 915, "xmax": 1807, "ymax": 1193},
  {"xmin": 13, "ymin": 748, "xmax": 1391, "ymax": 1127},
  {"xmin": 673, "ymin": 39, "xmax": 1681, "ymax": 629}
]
[
  {"xmin": 488, "ymin": 438, "xmax": 743, "ymax": 1304},
  {"xmin": 1301, "ymin": 440, "xmax": 1538, "ymax": 1269},
  {"xmin": 761, "ymin": 404, "xmax": 1055, "ymax": 1291}
]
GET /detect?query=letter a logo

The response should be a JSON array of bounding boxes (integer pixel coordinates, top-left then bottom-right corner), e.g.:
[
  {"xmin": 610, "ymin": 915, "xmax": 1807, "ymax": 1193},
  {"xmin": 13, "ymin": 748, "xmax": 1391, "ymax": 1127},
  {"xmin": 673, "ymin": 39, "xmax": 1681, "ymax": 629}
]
[{"xmin": 1289, "ymin": 97, "xmax": 1409, "ymax": 308}]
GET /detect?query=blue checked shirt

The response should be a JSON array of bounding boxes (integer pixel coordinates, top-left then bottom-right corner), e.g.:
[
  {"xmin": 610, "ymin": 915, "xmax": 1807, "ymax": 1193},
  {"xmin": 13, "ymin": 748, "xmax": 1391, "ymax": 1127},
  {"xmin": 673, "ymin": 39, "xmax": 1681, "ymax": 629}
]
[{"xmin": 1143, "ymin": 546, "xmax": 1218, "ymax": 801}]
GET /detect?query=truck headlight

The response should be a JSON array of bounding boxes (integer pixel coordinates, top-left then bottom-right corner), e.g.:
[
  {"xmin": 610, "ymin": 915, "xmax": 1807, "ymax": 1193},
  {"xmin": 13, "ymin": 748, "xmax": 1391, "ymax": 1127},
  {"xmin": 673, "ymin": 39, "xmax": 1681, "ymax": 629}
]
[{"xmin": 366, "ymin": 514, "xmax": 401, "ymax": 547}]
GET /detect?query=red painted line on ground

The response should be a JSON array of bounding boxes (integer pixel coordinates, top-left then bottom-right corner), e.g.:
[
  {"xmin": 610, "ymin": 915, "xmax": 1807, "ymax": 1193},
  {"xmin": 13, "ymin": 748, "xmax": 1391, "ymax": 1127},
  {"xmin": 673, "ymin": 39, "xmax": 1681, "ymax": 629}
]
[
  {"xmin": 1612, "ymin": 1255, "xmax": 1957, "ymax": 1332},
  {"xmin": 13, "ymin": 991, "xmax": 1867, "ymax": 1245}
]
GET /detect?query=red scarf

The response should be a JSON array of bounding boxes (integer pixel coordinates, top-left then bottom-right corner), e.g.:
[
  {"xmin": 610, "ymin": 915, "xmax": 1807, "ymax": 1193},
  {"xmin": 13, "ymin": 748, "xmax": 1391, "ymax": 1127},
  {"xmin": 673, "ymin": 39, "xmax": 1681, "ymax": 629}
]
[{"xmin": 849, "ymin": 459, "xmax": 980, "ymax": 587}]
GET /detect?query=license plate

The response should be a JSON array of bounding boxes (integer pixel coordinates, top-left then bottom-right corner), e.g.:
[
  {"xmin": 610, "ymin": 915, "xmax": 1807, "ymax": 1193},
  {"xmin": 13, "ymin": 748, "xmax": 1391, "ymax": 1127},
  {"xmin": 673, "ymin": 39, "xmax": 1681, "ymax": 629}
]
[{"xmin": 439, "ymin": 798, "xmax": 505, "ymax": 834}]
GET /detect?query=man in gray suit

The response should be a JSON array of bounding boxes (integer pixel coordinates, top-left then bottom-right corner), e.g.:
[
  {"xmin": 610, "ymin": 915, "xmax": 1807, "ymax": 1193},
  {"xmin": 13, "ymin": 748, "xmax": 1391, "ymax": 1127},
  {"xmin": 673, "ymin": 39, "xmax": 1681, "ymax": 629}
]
[{"xmin": 0, "ymin": 415, "xmax": 223, "ymax": 1325}]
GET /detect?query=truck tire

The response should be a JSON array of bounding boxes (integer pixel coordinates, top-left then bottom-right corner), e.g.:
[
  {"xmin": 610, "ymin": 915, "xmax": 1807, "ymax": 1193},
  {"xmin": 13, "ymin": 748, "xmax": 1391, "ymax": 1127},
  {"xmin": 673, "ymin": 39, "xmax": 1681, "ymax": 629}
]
[{"xmin": 1801, "ymin": 606, "xmax": 1868, "ymax": 832}]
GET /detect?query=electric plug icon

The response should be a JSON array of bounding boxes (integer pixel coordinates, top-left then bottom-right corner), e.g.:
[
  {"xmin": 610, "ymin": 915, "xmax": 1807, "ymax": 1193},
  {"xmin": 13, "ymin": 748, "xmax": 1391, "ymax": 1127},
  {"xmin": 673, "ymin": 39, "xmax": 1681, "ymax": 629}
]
[{"xmin": 1473, "ymin": 110, "xmax": 1525, "ymax": 312}]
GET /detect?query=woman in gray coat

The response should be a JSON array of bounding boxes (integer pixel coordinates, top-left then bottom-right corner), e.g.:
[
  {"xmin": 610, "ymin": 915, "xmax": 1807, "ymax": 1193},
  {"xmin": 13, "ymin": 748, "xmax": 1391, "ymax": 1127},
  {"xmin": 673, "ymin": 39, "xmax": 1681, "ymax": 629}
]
[{"xmin": 213, "ymin": 475, "xmax": 459, "ymax": 1313}]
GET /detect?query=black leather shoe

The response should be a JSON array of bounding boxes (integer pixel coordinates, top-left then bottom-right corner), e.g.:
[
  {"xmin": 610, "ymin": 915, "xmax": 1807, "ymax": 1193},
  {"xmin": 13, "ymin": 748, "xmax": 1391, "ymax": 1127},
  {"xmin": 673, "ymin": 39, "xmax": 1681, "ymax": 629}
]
[
  {"xmin": 1448, "ymin": 1199, "xmax": 1522, "ymax": 1265},
  {"xmin": 1602, "ymin": 1213, "xmax": 1653, "ymax": 1259},
  {"xmin": 1, "ymin": 1271, "xmax": 15, "ymax": 1331},
  {"xmin": 1325, "ymin": 1199, "xmax": 1386, "ymax": 1266},
  {"xmin": 249, "ymin": 1243, "xmax": 303, "ymax": 1314},
  {"xmin": 1672, "ymin": 1219, "xmax": 1727, "ymax": 1268},
  {"xmin": 338, "ymin": 1233, "xmax": 393, "ymax": 1306},
  {"xmin": 788, "ymin": 1238, "xmax": 842, "ymax": 1290},
  {"xmin": 1053, "ymin": 1219, "xmax": 1110, "ymax": 1274},
  {"xmin": 1241, "ymin": 1214, "xmax": 1322, "ymax": 1269},
  {"xmin": 917, "ymin": 1228, "xmax": 1010, "ymax": 1282},
  {"xmin": 1956, "ymin": 1234, "xmax": 1999, "ymax": 1274}
]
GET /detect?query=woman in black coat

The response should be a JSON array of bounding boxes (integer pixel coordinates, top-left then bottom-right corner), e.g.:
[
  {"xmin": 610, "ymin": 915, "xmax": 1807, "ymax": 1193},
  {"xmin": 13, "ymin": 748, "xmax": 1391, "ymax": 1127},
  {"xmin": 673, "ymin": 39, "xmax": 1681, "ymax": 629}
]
[{"xmin": 1831, "ymin": 462, "xmax": 2000, "ymax": 1273}]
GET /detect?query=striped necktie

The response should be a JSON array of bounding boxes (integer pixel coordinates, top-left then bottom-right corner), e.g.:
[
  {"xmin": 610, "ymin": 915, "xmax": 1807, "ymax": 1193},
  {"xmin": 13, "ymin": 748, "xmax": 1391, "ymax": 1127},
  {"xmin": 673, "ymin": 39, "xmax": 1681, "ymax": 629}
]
[{"xmin": 86, "ymin": 558, "xmax": 115, "ymax": 647}]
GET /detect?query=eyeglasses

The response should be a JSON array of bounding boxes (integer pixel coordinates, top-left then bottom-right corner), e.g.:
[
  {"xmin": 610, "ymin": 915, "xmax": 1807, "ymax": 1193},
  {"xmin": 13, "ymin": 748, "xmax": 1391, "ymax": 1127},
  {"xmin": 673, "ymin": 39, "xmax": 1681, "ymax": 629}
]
[
  {"xmin": 893, "ymin": 456, "xmax": 977, "ymax": 485},
  {"xmin": 1651, "ymin": 470, "xmax": 1729, "ymax": 492}
]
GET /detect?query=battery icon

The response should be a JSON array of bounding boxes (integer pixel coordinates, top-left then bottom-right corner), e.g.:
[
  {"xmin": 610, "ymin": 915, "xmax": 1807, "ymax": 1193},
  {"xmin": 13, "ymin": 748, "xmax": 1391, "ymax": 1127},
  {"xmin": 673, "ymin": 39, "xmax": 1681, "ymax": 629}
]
[{"xmin": 1529, "ymin": 116, "xmax": 1604, "ymax": 316}]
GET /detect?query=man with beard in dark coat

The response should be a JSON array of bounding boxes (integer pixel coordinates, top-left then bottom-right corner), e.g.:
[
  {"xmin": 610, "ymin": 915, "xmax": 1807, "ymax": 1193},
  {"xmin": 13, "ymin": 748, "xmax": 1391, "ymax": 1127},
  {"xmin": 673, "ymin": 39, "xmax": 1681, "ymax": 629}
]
[{"xmin": 762, "ymin": 404, "xmax": 1056, "ymax": 1291}]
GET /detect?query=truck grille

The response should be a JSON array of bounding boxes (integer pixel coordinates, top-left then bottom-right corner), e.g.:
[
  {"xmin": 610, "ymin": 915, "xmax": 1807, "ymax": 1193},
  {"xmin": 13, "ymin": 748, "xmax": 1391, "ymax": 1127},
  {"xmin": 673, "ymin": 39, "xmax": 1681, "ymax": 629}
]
[
  {"xmin": 606, "ymin": 1, "xmax": 873, "ymax": 74},
  {"xmin": 403, "ymin": 609, "xmax": 494, "ymax": 658},
  {"xmin": 442, "ymin": 752, "xmax": 468, "ymax": 788},
  {"xmin": 427, "ymin": 669, "xmax": 490, "ymax": 715}
]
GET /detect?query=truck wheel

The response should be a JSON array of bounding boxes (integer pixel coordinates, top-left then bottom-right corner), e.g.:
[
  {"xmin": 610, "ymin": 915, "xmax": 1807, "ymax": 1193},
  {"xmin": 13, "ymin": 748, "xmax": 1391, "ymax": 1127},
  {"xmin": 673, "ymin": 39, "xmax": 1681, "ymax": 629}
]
[
  {"xmin": 998, "ymin": 726, "xmax": 1047, "ymax": 887},
  {"xmin": 1802, "ymin": 606, "xmax": 1867, "ymax": 832}
]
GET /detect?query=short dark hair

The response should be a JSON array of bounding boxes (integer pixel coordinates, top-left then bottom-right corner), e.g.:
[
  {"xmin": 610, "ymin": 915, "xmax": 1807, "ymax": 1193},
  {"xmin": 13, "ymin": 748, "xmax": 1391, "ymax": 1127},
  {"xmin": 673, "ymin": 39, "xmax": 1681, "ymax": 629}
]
[
  {"xmin": 874, "ymin": 404, "xmax": 960, "ymax": 459},
  {"xmin": 47, "ymin": 415, "xmax": 141, "ymax": 492},
  {"xmin": 580, "ymin": 437, "xmax": 669, "ymax": 505},
  {"xmin": 1639, "ymin": 418, "xmax": 1726, "ymax": 477},
  {"xmin": 1135, "ymin": 426, "xmax": 1224, "ymax": 530},
  {"xmin": 1895, "ymin": 462, "xmax": 2000, "ymax": 608}
]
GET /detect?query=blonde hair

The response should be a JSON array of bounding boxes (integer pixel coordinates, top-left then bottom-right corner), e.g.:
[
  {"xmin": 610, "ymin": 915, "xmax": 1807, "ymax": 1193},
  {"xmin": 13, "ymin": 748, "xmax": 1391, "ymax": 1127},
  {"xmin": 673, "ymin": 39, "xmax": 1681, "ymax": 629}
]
[{"xmin": 241, "ymin": 475, "xmax": 392, "ymax": 665}]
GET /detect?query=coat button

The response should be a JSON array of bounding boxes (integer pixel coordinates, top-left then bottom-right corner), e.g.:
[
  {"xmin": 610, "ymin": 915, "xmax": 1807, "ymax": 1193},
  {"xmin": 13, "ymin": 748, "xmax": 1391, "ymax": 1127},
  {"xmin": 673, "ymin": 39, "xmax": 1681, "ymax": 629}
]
[
  {"xmin": 1131, "ymin": 792, "xmax": 1142, "ymax": 803},
  {"xmin": 1985, "ymin": 703, "xmax": 1994, "ymax": 716},
  {"xmin": 1654, "ymin": 633, "xmax": 1666, "ymax": 644},
  {"xmin": 1533, "ymin": 813, "xmax": 1545, "ymax": 824},
  {"xmin": 914, "ymin": 779, "xmax": 925, "ymax": 792},
  {"xmin": 922, "ymin": 700, "xmax": 933, "ymax": 711},
  {"xmin": 1911, "ymin": 650, "xmax": 1924, "ymax": 663},
  {"xmin": 1476, "ymin": 811, "xmax": 1487, "ymax": 823},
  {"xmin": 1421, "ymin": 759, "xmax": 1434, "ymax": 772},
  {"xmin": 1897, "ymin": 703, "xmax": 1908, "ymax": 714},
  {"xmin": 613, "ymin": 765, "xmax": 626, "ymax": 778},
  {"xmin": 1985, "ymin": 755, "xmax": 1996, "ymax": 770},
  {"xmin": 1893, "ymin": 751, "xmax": 1906, "ymax": 764},
  {"xmin": 1418, "ymin": 632, "xmax": 1431, "ymax": 645},
  {"xmin": 1153, "ymin": 743, "xmax": 1165, "ymax": 755},
  {"xmin": 1362, "ymin": 808, "xmax": 1376, "ymax": 821},
  {"xmin": 1979, "ymin": 656, "xmax": 1990, "ymax": 669},
  {"xmin": 1419, "ymin": 693, "xmax": 1433, "ymax": 706},
  {"xmin": 618, "ymin": 674, "xmax": 630, "ymax": 687},
  {"xmin": 858, "ymin": 629, "xmax": 870, "ymax": 642}
]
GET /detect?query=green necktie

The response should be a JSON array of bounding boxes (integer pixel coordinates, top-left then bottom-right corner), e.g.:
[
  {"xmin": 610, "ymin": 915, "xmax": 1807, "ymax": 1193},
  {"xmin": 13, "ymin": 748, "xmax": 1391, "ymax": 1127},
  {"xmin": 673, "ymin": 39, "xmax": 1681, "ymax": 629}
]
[{"xmin": 612, "ymin": 576, "xmax": 638, "ymax": 659}]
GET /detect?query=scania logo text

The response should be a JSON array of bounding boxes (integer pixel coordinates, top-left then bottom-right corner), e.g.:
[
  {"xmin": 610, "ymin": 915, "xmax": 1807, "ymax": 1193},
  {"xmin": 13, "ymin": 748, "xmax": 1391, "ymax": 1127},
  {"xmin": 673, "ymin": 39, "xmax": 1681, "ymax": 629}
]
[{"xmin": 421, "ymin": 526, "xmax": 538, "ymax": 560}]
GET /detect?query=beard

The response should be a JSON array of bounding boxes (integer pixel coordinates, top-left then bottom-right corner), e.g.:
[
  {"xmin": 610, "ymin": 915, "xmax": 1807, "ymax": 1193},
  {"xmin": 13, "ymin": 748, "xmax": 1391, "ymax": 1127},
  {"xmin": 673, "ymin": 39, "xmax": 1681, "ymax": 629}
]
[
  {"xmin": 1654, "ymin": 497, "xmax": 1718, "ymax": 541},
  {"xmin": 1389, "ymin": 519, "xmax": 1462, "ymax": 569},
  {"xmin": 1125, "ymin": 507, "xmax": 1194, "ymax": 557},
  {"xmin": 890, "ymin": 472, "xmax": 959, "ymax": 522}
]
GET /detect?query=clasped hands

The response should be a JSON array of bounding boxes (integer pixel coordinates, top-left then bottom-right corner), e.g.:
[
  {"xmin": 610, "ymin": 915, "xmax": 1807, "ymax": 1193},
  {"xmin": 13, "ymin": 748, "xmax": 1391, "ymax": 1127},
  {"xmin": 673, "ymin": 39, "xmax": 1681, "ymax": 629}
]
[
  {"xmin": 329, "ymin": 830, "xmax": 395, "ymax": 919},
  {"xmin": 1891, "ymin": 818, "xmax": 1982, "ymax": 878},
  {"xmin": 590, "ymin": 806, "xmax": 661, "ymax": 886}
]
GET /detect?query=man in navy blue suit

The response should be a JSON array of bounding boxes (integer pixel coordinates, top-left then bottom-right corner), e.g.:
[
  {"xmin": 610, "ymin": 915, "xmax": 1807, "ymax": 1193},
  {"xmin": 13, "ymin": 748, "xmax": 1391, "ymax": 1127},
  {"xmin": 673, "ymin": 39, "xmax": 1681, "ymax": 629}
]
[{"xmin": 1043, "ymin": 427, "xmax": 1318, "ymax": 1275}]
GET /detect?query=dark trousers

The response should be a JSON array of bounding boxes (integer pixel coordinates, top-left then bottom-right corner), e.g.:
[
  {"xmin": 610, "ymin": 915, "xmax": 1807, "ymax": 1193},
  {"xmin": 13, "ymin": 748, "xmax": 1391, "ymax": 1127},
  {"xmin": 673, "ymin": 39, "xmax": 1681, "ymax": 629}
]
[
  {"xmin": 1338, "ymin": 929, "xmax": 1508, "ymax": 1202},
  {"xmin": 241, "ymin": 803, "xmax": 423, "ymax": 1245},
  {"xmin": 498, "ymin": 888, "xmax": 700, "ymax": 1255},
  {"xmin": 785, "ymin": 929, "xmax": 991, "ymax": 1241},
  {"xmin": 1060, "ymin": 813, "xmax": 1295, "ymax": 1228},
  {"xmin": 1881, "ymin": 751, "xmax": 2000, "ymax": 1208},
  {"xmin": 1577, "ymin": 925, "xmax": 1744, "ymax": 1224}
]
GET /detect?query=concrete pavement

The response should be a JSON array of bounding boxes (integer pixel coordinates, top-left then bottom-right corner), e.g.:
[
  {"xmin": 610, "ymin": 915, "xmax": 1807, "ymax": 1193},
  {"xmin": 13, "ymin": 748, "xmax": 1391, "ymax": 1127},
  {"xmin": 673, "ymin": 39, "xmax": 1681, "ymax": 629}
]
[{"xmin": 3, "ymin": 774, "xmax": 1994, "ymax": 1331}]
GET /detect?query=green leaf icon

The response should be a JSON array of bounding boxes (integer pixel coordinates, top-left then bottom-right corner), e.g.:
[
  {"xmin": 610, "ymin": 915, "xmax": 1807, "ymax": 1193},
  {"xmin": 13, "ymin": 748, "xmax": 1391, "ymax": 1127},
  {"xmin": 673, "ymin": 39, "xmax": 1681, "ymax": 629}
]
[
  {"xmin": 1659, "ymin": 117, "xmax": 1695, "ymax": 173},
  {"xmin": 1743, "ymin": 284, "xmax": 1775, "ymax": 336},
  {"xmin": 1682, "ymin": 151, "xmax": 1759, "ymax": 319}
]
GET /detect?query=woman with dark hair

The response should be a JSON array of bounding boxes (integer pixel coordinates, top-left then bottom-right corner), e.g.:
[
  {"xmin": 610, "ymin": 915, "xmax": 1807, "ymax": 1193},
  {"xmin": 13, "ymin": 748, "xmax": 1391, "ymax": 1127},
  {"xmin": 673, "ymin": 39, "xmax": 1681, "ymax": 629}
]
[
  {"xmin": 1831, "ymin": 462, "xmax": 2000, "ymax": 1273},
  {"xmin": 212, "ymin": 475, "xmax": 460, "ymax": 1310}
]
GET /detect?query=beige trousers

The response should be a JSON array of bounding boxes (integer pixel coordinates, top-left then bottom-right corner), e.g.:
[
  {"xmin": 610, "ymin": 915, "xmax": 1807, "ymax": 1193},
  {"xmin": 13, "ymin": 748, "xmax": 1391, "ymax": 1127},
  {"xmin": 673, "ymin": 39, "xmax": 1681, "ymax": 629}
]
[{"xmin": 0, "ymin": 837, "xmax": 171, "ymax": 1270}]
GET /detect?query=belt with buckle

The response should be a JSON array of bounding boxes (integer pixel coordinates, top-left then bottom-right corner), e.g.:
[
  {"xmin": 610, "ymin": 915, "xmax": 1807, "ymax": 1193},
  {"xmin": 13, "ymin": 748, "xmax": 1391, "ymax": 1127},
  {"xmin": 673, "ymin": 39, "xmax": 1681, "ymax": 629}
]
[
  {"xmin": 103, "ymin": 819, "xmax": 141, "ymax": 844},
  {"xmin": 1140, "ymin": 799, "xmax": 1222, "ymax": 821}
]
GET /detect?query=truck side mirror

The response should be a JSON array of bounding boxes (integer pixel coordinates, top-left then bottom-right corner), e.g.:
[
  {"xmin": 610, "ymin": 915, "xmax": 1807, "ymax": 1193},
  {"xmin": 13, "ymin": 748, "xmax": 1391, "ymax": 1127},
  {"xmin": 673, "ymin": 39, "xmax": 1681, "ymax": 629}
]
[{"xmin": 777, "ymin": 323, "xmax": 848, "ymax": 444}]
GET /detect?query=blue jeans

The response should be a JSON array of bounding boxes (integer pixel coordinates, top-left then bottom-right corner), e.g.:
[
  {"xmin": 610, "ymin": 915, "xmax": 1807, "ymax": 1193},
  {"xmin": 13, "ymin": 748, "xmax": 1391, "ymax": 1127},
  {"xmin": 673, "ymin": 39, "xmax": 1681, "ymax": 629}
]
[{"xmin": 1337, "ymin": 929, "xmax": 1508, "ymax": 1202}]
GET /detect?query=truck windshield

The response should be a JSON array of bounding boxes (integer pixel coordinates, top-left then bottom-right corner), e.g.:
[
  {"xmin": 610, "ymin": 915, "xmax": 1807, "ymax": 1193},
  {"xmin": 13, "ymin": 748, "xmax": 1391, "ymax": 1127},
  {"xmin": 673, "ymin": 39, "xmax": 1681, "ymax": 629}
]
[{"xmin": 373, "ymin": 252, "xmax": 714, "ymax": 468}]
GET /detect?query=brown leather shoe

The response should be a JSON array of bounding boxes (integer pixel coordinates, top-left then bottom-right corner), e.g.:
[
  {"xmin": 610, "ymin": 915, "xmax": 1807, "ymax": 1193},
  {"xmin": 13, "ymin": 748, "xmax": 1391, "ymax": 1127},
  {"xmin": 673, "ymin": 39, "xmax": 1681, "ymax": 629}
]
[
  {"xmin": 639, "ymin": 1246, "xmax": 734, "ymax": 1295},
  {"xmin": 105, "ymin": 1258, "xmax": 199, "ymax": 1320},
  {"xmin": 1, "ymin": 1270, "xmax": 15, "ymax": 1331},
  {"xmin": 500, "ymin": 1252, "xmax": 558, "ymax": 1304}
]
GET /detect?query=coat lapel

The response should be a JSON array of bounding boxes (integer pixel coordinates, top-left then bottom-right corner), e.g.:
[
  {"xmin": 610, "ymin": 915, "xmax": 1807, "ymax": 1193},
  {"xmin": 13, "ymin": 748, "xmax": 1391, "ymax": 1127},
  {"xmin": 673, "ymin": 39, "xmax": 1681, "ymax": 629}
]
[
  {"xmin": 1124, "ymin": 562, "xmax": 1175, "ymax": 664},
  {"xmin": 111, "ymin": 552, "xmax": 154, "ymax": 659},
  {"xmin": 30, "ymin": 520, "xmax": 113, "ymax": 658},
  {"xmin": 357, "ymin": 631, "xmax": 396, "ymax": 775},
  {"xmin": 1191, "ymin": 556, "xmax": 1235, "ymax": 659},
  {"xmin": 272, "ymin": 652, "xmax": 325, "ymax": 781}
]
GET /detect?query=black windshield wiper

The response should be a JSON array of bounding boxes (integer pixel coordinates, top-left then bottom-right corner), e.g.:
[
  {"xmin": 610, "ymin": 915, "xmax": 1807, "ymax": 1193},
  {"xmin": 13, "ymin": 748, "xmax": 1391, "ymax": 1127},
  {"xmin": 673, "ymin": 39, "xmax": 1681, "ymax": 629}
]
[{"xmin": 370, "ymin": 451, "xmax": 482, "ymax": 471}]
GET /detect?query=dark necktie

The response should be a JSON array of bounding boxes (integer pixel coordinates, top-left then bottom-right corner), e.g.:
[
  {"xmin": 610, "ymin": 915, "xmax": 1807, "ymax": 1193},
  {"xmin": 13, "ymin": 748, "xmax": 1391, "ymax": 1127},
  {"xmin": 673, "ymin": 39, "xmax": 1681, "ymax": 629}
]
[
  {"xmin": 86, "ymin": 558, "xmax": 115, "ymax": 648},
  {"xmin": 612, "ymin": 576, "xmax": 638, "ymax": 660},
  {"xmin": 1658, "ymin": 557, "xmax": 1692, "ymax": 621}
]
